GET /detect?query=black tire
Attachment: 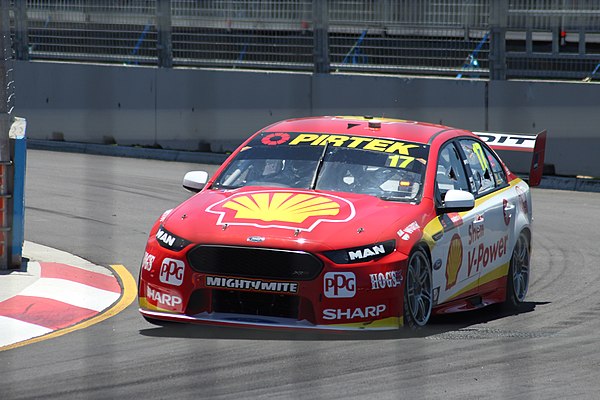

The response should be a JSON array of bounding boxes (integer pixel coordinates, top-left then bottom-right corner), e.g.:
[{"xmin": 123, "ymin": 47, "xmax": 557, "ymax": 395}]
[
  {"xmin": 503, "ymin": 232, "xmax": 530, "ymax": 310},
  {"xmin": 403, "ymin": 248, "xmax": 433, "ymax": 330}
]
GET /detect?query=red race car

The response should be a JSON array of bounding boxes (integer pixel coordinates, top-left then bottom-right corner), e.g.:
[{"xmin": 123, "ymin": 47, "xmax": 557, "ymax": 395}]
[{"xmin": 138, "ymin": 116, "xmax": 546, "ymax": 331}]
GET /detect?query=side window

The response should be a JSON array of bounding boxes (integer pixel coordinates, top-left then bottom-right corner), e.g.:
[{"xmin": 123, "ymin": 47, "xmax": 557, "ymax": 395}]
[
  {"xmin": 459, "ymin": 139, "xmax": 497, "ymax": 196},
  {"xmin": 484, "ymin": 146, "xmax": 507, "ymax": 187},
  {"xmin": 436, "ymin": 143, "xmax": 470, "ymax": 201}
]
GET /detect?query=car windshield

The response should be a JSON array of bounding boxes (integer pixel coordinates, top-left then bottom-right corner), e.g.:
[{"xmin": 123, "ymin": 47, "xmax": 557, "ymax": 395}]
[{"xmin": 212, "ymin": 132, "xmax": 429, "ymax": 202}]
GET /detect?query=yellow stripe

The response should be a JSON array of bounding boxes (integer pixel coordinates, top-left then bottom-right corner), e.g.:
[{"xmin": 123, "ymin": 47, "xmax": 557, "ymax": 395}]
[
  {"xmin": 423, "ymin": 178, "xmax": 522, "ymax": 251},
  {"xmin": 444, "ymin": 261, "xmax": 510, "ymax": 302},
  {"xmin": 422, "ymin": 217, "xmax": 443, "ymax": 251},
  {"xmin": 0, "ymin": 264, "xmax": 136, "ymax": 352},
  {"xmin": 479, "ymin": 261, "xmax": 510, "ymax": 286},
  {"xmin": 326, "ymin": 316, "xmax": 402, "ymax": 330},
  {"xmin": 473, "ymin": 178, "xmax": 521, "ymax": 208},
  {"xmin": 138, "ymin": 296, "xmax": 178, "ymax": 313}
]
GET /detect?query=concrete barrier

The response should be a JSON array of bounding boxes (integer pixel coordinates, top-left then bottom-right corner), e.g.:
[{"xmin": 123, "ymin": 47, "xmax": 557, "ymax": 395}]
[
  {"xmin": 488, "ymin": 80, "xmax": 600, "ymax": 177},
  {"xmin": 14, "ymin": 61, "xmax": 600, "ymax": 176}
]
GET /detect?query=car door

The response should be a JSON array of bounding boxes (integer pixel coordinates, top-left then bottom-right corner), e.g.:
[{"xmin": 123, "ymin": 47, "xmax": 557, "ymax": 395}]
[
  {"xmin": 430, "ymin": 141, "xmax": 481, "ymax": 307},
  {"xmin": 457, "ymin": 138, "xmax": 515, "ymax": 294}
]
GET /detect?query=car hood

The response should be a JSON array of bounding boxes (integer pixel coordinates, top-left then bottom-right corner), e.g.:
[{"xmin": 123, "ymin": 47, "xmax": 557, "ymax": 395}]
[{"xmin": 162, "ymin": 187, "xmax": 426, "ymax": 252}]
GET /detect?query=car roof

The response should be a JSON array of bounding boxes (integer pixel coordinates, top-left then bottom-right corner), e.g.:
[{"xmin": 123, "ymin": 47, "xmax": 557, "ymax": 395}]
[{"xmin": 262, "ymin": 116, "xmax": 462, "ymax": 145}]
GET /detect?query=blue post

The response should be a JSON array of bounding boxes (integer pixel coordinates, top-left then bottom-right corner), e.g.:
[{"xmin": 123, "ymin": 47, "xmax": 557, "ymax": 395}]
[
  {"xmin": 236, "ymin": 43, "xmax": 248, "ymax": 63},
  {"xmin": 10, "ymin": 117, "xmax": 26, "ymax": 267},
  {"xmin": 457, "ymin": 32, "xmax": 490, "ymax": 79},
  {"xmin": 583, "ymin": 62, "xmax": 600, "ymax": 82},
  {"xmin": 341, "ymin": 29, "xmax": 368, "ymax": 65},
  {"xmin": 130, "ymin": 22, "xmax": 152, "ymax": 64}
]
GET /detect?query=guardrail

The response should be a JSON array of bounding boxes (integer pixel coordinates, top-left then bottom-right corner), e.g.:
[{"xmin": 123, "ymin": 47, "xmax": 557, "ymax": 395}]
[{"xmin": 9, "ymin": 0, "xmax": 600, "ymax": 80}]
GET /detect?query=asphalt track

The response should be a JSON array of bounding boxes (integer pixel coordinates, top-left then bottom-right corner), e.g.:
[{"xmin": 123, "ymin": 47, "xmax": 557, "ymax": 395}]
[{"xmin": 1, "ymin": 149, "xmax": 599, "ymax": 399}]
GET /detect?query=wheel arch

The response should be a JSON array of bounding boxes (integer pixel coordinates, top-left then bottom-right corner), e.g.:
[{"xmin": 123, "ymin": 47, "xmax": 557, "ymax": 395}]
[
  {"xmin": 515, "ymin": 226, "xmax": 532, "ymax": 254},
  {"xmin": 413, "ymin": 241, "xmax": 433, "ymax": 264},
  {"xmin": 521, "ymin": 226, "xmax": 531, "ymax": 243}
]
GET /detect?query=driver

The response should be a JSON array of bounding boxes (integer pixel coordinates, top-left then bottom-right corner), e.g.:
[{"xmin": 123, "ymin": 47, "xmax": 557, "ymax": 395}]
[
  {"xmin": 281, "ymin": 159, "xmax": 316, "ymax": 188},
  {"xmin": 317, "ymin": 162, "xmax": 362, "ymax": 193}
]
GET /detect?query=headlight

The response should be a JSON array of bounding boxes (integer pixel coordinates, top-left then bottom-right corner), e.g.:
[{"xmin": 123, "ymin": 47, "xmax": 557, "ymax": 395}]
[
  {"xmin": 324, "ymin": 240, "xmax": 396, "ymax": 264},
  {"xmin": 155, "ymin": 225, "xmax": 192, "ymax": 251}
]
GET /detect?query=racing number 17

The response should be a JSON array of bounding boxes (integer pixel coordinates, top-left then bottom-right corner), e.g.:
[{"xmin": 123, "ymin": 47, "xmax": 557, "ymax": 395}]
[{"xmin": 386, "ymin": 155, "xmax": 414, "ymax": 169}]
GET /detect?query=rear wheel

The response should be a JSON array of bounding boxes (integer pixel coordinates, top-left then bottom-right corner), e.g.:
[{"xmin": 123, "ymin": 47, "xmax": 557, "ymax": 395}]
[
  {"xmin": 504, "ymin": 232, "xmax": 530, "ymax": 309},
  {"xmin": 403, "ymin": 248, "xmax": 433, "ymax": 330}
]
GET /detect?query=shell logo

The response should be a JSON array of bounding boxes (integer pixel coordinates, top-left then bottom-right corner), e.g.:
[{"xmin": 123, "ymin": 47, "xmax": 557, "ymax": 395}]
[
  {"xmin": 206, "ymin": 190, "xmax": 355, "ymax": 232},
  {"xmin": 445, "ymin": 233, "xmax": 463, "ymax": 290}
]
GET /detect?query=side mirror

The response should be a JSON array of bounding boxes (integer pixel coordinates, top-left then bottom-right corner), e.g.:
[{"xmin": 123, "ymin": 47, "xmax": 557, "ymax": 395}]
[
  {"xmin": 440, "ymin": 189, "xmax": 475, "ymax": 213},
  {"xmin": 183, "ymin": 171, "xmax": 209, "ymax": 192}
]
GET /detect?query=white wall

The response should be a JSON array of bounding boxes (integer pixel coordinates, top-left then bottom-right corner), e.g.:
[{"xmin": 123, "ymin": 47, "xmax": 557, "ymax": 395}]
[{"xmin": 15, "ymin": 61, "xmax": 600, "ymax": 176}]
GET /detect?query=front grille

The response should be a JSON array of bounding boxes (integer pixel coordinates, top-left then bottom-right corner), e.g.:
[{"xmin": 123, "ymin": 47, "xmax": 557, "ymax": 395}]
[
  {"xmin": 187, "ymin": 245, "xmax": 323, "ymax": 281},
  {"xmin": 212, "ymin": 290, "xmax": 299, "ymax": 319}
]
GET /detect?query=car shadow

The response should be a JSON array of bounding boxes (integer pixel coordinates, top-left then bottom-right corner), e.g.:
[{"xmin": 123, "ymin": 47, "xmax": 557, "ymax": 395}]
[
  {"xmin": 422, "ymin": 301, "xmax": 548, "ymax": 337},
  {"xmin": 138, "ymin": 301, "xmax": 548, "ymax": 341}
]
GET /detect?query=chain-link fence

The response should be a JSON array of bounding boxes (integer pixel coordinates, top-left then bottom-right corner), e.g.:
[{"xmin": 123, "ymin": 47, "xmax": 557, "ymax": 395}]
[
  {"xmin": 14, "ymin": 0, "xmax": 159, "ymax": 65},
  {"xmin": 9, "ymin": 0, "xmax": 600, "ymax": 80},
  {"xmin": 328, "ymin": 1, "xmax": 490, "ymax": 76},
  {"xmin": 506, "ymin": 0, "xmax": 600, "ymax": 79},
  {"xmin": 171, "ymin": 0, "xmax": 314, "ymax": 70}
]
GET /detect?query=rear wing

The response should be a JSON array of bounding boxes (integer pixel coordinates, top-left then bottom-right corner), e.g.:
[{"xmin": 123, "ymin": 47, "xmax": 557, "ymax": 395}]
[{"xmin": 473, "ymin": 130, "xmax": 547, "ymax": 187}]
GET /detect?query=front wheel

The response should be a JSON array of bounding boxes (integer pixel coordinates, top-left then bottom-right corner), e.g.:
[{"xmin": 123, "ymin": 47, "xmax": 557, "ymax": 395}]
[
  {"xmin": 504, "ymin": 232, "xmax": 530, "ymax": 310},
  {"xmin": 403, "ymin": 248, "xmax": 433, "ymax": 330}
]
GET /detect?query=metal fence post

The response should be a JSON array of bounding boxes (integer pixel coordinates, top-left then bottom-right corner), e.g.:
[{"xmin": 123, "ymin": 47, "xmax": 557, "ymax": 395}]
[
  {"xmin": 13, "ymin": 0, "xmax": 29, "ymax": 61},
  {"xmin": 157, "ymin": 0, "xmax": 173, "ymax": 68},
  {"xmin": 313, "ymin": 0, "xmax": 330, "ymax": 74},
  {"xmin": 0, "ymin": 0, "xmax": 12, "ymax": 155},
  {"xmin": 0, "ymin": 0, "xmax": 14, "ymax": 269},
  {"xmin": 489, "ymin": 0, "xmax": 507, "ymax": 80}
]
